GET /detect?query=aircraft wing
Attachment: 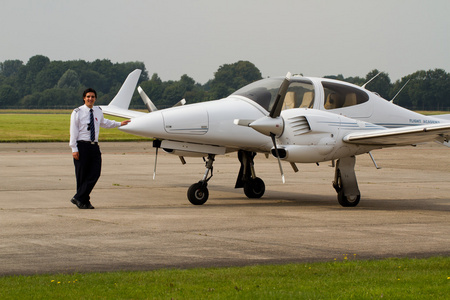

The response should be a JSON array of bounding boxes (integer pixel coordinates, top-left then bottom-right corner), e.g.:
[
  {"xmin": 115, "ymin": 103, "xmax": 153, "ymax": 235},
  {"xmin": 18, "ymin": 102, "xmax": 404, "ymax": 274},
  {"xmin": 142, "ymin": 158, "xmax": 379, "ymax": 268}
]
[
  {"xmin": 100, "ymin": 105, "xmax": 146, "ymax": 119},
  {"xmin": 343, "ymin": 123, "xmax": 450, "ymax": 146}
]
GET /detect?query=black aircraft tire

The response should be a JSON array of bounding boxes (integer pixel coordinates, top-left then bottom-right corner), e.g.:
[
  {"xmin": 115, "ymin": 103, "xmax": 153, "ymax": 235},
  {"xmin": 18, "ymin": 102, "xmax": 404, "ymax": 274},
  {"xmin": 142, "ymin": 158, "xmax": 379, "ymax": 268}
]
[
  {"xmin": 337, "ymin": 190, "xmax": 360, "ymax": 207},
  {"xmin": 243, "ymin": 177, "xmax": 265, "ymax": 199},
  {"xmin": 187, "ymin": 182, "xmax": 209, "ymax": 205}
]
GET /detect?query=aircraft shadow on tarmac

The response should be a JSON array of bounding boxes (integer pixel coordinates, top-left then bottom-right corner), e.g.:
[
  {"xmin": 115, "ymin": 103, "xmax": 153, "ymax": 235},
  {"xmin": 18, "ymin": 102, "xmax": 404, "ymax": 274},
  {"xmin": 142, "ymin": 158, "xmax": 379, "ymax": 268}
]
[{"xmin": 161, "ymin": 184, "xmax": 450, "ymax": 212}]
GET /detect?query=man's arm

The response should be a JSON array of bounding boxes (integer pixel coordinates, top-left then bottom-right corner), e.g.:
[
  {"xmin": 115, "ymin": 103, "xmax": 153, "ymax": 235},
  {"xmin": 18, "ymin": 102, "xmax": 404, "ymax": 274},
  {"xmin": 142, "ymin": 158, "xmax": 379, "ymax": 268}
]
[
  {"xmin": 120, "ymin": 120, "xmax": 131, "ymax": 126},
  {"xmin": 69, "ymin": 109, "xmax": 80, "ymax": 159}
]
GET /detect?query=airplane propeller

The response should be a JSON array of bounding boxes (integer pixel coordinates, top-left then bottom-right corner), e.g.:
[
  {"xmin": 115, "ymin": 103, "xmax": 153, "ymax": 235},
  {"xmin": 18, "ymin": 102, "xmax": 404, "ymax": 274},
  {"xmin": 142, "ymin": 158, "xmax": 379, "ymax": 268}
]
[
  {"xmin": 238, "ymin": 72, "xmax": 292, "ymax": 183},
  {"xmin": 138, "ymin": 86, "xmax": 158, "ymax": 112},
  {"xmin": 270, "ymin": 133, "xmax": 285, "ymax": 183}
]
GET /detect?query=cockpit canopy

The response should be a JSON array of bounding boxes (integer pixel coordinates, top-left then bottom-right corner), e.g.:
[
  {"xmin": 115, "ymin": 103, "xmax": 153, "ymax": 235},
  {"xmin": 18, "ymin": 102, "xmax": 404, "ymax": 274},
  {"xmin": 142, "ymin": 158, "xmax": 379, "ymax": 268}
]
[
  {"xmin": 231, "ymin": 76, "xmax": 370, "ymax": 113},
  {"xmin": 231, "ymin": 77, "xmax": 315, "ymax": 112}
]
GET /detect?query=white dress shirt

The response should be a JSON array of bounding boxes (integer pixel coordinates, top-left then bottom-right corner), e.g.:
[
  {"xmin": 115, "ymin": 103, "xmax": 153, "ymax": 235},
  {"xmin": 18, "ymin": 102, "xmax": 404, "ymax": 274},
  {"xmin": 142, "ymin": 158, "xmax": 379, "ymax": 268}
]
[{"xmin": 69, "ymin": 105, "xmax": 121, "ymax": 152}]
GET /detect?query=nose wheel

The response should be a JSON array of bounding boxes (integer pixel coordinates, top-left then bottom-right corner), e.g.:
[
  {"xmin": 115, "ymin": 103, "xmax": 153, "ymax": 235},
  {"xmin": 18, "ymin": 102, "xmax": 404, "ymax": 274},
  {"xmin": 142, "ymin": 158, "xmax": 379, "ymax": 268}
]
[
  {"xmin": 187, "ymin": 154, "xmax": 215, "ymax": 205},
  {"xmin": 187, "ymin": 182, "xmax": 209, "ymax": 205}
]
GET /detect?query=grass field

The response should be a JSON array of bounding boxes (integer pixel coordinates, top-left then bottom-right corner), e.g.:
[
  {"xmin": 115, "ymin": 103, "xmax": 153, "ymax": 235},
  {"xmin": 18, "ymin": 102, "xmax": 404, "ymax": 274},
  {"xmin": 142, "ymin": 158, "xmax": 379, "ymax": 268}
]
[
  {"xmin": 0, "ymin": 110, "xmax": 148, "ymax": 142},
  {"xmin": 1, "ymin": 257, "xmax": 449, "ymax": 299}
]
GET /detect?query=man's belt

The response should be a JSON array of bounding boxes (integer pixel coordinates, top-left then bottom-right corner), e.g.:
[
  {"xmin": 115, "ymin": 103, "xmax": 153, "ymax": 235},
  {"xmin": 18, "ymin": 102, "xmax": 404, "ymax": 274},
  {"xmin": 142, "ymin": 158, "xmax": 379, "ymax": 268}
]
[{"xmin": 77, "ymin": 140, "xmax": 98, "ymax": 145}]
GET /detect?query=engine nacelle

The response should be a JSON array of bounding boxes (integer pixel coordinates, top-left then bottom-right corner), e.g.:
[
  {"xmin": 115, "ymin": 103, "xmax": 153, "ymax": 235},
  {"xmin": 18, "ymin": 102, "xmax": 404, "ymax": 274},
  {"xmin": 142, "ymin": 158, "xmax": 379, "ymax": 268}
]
[
  {"xmin": 271, "ymin": 144, "xmax": 334, "ymax": 163},
  {"xmin": 273, "ymin": 109, "xmax": 346, "ymax": 163}
]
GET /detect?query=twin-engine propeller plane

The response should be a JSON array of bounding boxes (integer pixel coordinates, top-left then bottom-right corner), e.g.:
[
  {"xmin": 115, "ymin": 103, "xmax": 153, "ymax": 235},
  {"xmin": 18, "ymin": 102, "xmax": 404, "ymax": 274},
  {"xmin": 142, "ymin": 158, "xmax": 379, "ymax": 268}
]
[{"xmin": 102, "ymin": 69, "xmax": 450, "ymax": 207}]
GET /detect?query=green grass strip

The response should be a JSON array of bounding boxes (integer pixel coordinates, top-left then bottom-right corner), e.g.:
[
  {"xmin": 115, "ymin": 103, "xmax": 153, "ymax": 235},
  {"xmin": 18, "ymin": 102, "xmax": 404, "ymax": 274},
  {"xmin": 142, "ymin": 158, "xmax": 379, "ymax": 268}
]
[
  {"xmin": 0, "ymin": 257, "xmax": 449, "ymax": 299},
  {"xmin": 0, "ymin": 113, "xmax": 148, "ymax": 142}
]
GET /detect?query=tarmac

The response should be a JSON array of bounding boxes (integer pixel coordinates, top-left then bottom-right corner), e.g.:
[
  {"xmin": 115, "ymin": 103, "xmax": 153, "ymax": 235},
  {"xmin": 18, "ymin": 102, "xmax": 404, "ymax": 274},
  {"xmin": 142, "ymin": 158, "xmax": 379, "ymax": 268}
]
[{"xmin": 0, "ymin": 142, "xmax": 449, "ymax": 276}]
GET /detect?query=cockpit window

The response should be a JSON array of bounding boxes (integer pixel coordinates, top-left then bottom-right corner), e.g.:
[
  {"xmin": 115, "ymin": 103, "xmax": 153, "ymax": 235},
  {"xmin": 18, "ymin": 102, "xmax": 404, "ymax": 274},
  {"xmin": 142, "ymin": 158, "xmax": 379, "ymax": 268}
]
[
  {"xmin": 322, "ymin": 81, "xmax": 369, "ymax": 110},
  {"xmin": 231, "ymin": 77, "xmax": 315, "ymax": 111},
  {"xmin": 231, "ymin": 78, "xmax": 282, "ymax": 111},
  {"xmin": 281, "ymin": 82, "xmax": 315, "ymax": 110}
]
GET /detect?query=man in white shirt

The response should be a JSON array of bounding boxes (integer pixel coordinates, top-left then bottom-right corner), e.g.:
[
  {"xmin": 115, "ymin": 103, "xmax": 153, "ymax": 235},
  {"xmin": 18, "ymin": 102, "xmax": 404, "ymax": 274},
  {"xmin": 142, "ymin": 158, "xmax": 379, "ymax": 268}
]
[{"xmin": 69, "ymin": 88, "xmax": 130, "ymax": 209}]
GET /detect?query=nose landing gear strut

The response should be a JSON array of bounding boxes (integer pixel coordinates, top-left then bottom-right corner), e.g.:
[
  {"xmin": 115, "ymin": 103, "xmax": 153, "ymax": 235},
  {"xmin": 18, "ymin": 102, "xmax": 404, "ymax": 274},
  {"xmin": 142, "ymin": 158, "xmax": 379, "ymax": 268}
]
[{"xmin": 187, "ymin": 154, "xmax": 215, "ymax": 205}]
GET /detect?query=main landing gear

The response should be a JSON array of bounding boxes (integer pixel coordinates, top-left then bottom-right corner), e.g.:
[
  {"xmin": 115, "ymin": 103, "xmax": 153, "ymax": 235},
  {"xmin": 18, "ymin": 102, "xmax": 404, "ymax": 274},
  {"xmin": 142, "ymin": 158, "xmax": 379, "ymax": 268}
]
[
  {"xmin": 235, "ymin": 150, "xmax": 265, "ymax": 199},
  {"xmin": 332, "ymin": 156, "xmax": 361, "ymax": 207}
]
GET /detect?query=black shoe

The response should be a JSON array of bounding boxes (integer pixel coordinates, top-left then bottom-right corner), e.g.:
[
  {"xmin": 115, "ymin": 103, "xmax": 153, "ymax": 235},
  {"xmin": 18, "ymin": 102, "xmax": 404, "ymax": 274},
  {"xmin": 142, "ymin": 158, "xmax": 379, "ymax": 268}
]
[
  {"xmin": 71, "ymin": 197, "xmax": 82, "ymax": 208},
  {"xmin": 85, "ymin": 202, "xmax": 95, "ymax": 209}
]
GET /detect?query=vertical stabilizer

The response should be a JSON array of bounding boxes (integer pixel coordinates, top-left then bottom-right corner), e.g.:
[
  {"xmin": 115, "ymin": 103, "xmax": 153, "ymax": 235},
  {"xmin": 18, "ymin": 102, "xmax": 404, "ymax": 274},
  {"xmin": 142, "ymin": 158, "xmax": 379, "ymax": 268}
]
[{"xmin": 108, "ymin": 69, "xmax": 142, "ymax": 110}]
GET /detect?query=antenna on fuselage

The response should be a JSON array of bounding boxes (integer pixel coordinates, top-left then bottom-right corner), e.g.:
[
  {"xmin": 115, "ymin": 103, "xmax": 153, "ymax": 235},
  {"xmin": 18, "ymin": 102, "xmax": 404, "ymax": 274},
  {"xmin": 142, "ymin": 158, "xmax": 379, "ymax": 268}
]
[
  {"xmin": 390, "ymin": 79, "xmax": 410, "ymax": 103},
  {"xmin": 361, "ymin": 72, "xmax": 382, "ymax": 89}
]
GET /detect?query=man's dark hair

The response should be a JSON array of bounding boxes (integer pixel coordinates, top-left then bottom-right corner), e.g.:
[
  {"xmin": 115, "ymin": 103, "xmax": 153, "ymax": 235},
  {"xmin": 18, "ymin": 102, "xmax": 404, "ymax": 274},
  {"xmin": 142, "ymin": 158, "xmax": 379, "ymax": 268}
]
[{"xmin": 83, "ymin": 88, "xmax": 97, "ymax": 98}]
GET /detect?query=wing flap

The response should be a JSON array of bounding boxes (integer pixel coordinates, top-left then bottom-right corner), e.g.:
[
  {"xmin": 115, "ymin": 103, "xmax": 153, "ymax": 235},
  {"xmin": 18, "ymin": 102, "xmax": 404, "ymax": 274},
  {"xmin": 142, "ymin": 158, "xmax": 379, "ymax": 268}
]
[{"xmin": 343, "ymin": 123, "xmax": 450, "ymax": 146}]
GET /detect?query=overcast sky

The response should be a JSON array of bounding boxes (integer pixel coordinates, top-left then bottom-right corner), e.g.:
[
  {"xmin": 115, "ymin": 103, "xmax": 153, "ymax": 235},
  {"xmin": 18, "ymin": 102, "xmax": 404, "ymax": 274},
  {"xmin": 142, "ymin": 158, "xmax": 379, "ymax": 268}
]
[{"xmin": 1, "ymin": 0, "xmax": 449, "ymax": 84}]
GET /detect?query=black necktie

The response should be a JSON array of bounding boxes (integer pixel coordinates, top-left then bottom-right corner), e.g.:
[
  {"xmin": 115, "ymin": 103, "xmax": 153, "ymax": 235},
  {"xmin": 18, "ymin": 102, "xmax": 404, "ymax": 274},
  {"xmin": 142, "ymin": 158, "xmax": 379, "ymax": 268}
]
[{"xmin": 89, "ymin": 109, "xmax": 95, "ymax": 142}]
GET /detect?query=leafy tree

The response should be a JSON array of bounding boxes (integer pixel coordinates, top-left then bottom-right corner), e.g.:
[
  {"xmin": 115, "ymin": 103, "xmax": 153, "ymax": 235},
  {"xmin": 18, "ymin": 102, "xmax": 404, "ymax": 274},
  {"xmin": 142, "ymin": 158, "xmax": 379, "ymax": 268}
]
[
  {"xmin": 26, "ymin": 55, "xmax": 50, "ymax": 74},
  {"xmin": 162, "ymin": 80, "xmax": 186, "ymax": 107},
  {"xmin": 33, "ymin": 61, "xmax": 67, "ymax": 92},
  {"xmin": 57, "ymin": 69, "xmax": 81, "ymax": 89},
  {"xmin": 0, "ymin": 84, "xmax": 19, "ymax": 107},
  {"xmin": 0, "ymin": 60, "xmax": 24, "ymax": 77},
  {"xmin": 400, "ymin": 69, "xmax": 450, "ymax": 110},
  {"xmin": 79, "ymin": 69, "xmax": 109, "ymax": 93},
  {"xmin": 210, "ymin": 61, "xmax": 262, "ymax": 99},
  {"xmin": 2, "ymin": 55, "xmax": 449, "ymax": 110}
]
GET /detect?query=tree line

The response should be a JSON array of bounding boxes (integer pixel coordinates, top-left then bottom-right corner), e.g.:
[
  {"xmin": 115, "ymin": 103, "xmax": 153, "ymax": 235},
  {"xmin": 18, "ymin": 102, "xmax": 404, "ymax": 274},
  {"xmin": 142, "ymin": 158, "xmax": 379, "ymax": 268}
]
[{"xmin": 0, "ymin": 55, "xmax": 449, "ymax": 111}]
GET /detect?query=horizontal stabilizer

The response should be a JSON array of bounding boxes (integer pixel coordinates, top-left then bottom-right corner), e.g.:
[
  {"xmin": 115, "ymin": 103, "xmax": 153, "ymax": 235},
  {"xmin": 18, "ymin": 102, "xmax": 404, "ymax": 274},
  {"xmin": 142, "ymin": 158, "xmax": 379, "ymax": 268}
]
[
  {"xmin": 344, "ymin": 123, "xmax": 450, "ymax": 146},
  {"xmin": 101, "ymin": 105, "xmax": 146, "ymax": 119}
]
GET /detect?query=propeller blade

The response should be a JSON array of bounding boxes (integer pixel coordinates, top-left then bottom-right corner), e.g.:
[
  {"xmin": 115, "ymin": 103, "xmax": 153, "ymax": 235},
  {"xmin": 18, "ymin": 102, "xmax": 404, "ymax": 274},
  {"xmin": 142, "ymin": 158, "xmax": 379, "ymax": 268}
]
[
  {"xmin": 153, "ymin": 147, "xmax": 158, "ymax": 180},
  {"xmin": 173, "ymin": 99, "xmax": 186, "ymax": 107},
  {"xmin": 138, "ymin": 86, "xmax": 158, "ymax": 112},
  {"xmin": 270, "ymin": 133, "xmax": 285, "ymax": 183},
  {"xmin": 269, "ymin": 72, "xmax": 292, "ymax": 118}
]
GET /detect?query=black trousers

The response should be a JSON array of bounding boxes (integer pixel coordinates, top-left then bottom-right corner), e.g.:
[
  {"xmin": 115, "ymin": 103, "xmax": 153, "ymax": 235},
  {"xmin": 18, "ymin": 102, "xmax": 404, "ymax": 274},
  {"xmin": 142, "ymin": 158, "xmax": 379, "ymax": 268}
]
[{"xmin": 73, "ymin": 142, "xmax": 102, "ymax": 204}]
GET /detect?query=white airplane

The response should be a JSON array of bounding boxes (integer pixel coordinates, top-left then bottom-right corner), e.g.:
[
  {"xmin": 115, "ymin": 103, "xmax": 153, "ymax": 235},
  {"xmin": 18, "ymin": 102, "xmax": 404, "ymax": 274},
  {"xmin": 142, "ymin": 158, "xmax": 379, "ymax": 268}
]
[{"xmin": 102, "ymin": 69, "xmax": 450, "ymax": 207}]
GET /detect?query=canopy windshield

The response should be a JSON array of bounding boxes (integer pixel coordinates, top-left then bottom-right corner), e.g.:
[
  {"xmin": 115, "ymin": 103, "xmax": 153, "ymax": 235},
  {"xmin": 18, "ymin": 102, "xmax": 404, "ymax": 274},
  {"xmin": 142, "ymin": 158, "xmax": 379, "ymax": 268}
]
[{"xmin": 231, "ymin": 77, "xmax": 315, "ymax": 112}]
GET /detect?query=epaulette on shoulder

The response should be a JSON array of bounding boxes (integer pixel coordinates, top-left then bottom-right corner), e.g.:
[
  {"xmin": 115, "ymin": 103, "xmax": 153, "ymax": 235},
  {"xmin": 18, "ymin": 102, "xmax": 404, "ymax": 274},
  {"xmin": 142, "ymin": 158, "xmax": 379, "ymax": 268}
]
[
  {"xmin": 73, "ymin": 107, "xmax": 80, "ymax": 113},
  {"xmin": 98, "ymin": 106, "xmax": 102, "ymax": 110}
]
